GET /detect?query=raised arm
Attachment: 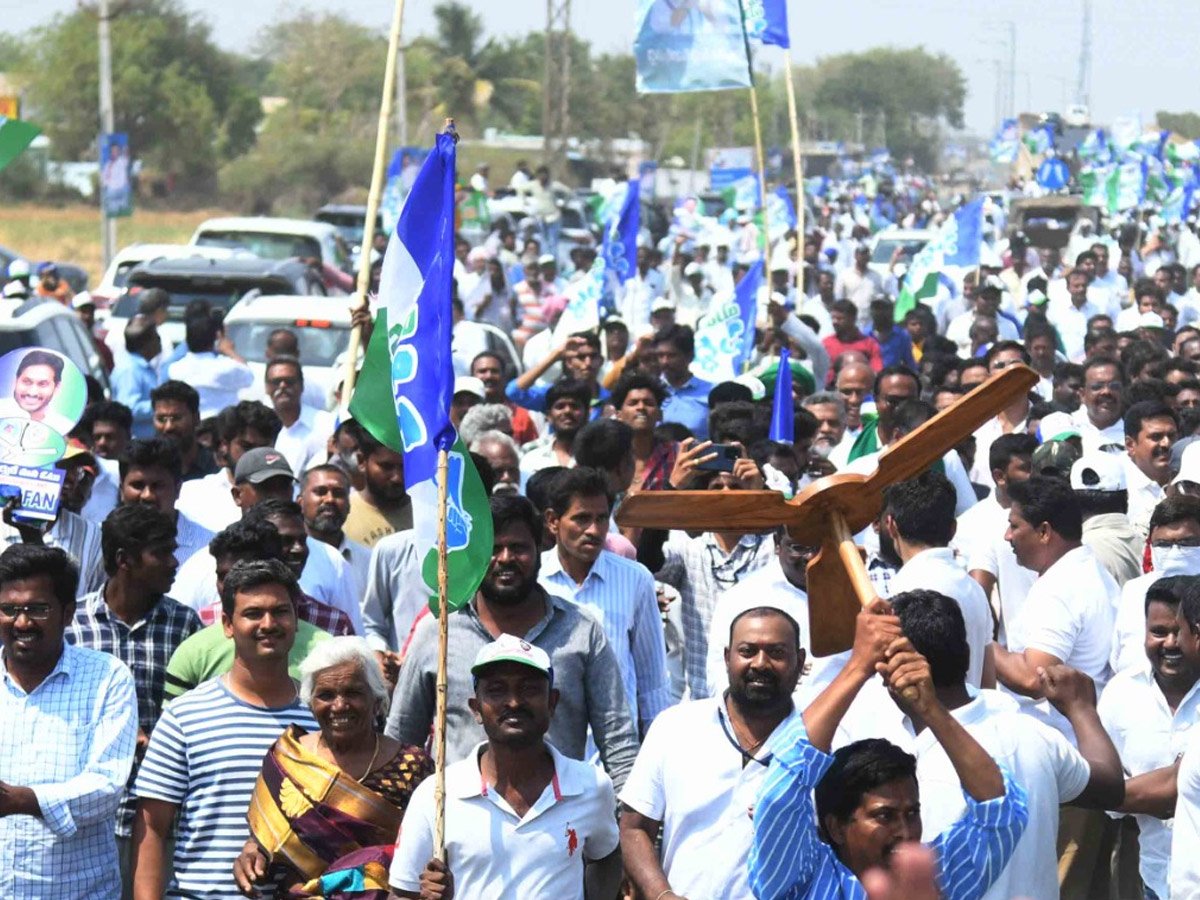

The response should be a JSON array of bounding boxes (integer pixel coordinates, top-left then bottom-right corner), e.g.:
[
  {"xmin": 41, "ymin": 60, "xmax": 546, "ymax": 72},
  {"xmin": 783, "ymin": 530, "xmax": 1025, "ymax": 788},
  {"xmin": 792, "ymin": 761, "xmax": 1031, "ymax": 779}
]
[{"xmin": 1038, "ymin": 664, "xmax": 1124, "ymax": 809}]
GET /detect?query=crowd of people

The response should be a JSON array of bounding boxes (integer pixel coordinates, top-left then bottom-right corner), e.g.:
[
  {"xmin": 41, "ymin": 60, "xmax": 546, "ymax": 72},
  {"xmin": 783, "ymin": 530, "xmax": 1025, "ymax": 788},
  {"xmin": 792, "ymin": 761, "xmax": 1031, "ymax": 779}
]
[{"xmin": 10, "ymin": 158, "xmax": 1200, "ymax": 900}]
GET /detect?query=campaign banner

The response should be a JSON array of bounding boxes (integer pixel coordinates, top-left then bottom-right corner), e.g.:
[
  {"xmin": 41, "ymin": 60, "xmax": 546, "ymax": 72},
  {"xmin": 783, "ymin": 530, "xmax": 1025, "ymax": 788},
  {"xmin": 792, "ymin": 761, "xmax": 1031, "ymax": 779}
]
[
  {"xmin": 100, "ymin": 132, "xmax": 133, "ymax": 218},
  {"xmin": 0, "ymin": 464, "xmax": 64, "ymax": 521},
  {"xmin": 634, "ymin": 0, "xmax": 752, "ymax": 94}
]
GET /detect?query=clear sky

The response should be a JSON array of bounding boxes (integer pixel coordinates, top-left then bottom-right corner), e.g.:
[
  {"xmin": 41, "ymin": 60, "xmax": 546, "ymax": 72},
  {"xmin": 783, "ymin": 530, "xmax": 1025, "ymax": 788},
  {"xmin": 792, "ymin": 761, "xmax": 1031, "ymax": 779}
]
[{"xmin": 0, "ymin": 0, "xmax": 1192, "ymax": 136}]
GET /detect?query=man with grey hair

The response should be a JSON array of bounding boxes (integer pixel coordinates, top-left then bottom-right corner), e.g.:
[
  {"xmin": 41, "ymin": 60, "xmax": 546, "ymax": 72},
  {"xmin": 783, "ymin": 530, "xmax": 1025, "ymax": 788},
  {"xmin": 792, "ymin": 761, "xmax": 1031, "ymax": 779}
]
[
  {"xmin": 801, "ymin": 391, "xmax": 847, "ymax": 461},
  {"xmin": 458, "ymin": 403, "xmax": 513, "ymax": 447},
  {"xmin": 470, "ymin": 430, "xmax": 521, "ymax": 494}
]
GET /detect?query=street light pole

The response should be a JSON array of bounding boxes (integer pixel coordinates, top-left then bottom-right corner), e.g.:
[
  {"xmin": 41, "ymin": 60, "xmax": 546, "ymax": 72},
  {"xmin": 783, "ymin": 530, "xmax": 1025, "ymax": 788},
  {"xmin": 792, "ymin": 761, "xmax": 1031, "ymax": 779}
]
[{"xmin": 98, "ymin": 0, "xmax": 116, "ymax": 269}]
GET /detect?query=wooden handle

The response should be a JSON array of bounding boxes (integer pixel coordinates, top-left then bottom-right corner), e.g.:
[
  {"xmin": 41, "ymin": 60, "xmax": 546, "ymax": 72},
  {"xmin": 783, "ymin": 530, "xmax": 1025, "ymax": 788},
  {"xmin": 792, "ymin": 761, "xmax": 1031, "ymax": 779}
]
[{"xmin": 828, "ymin": 510, "xmax": 918, "ymax": 701}]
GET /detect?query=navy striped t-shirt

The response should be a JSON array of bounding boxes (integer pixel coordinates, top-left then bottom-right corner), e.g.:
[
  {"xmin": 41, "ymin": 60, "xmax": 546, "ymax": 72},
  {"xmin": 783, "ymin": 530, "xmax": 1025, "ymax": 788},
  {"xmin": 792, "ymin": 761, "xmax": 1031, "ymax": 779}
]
[{"xmin": 134, "ymin": 677, "xmax": 318, "ymax": 899}]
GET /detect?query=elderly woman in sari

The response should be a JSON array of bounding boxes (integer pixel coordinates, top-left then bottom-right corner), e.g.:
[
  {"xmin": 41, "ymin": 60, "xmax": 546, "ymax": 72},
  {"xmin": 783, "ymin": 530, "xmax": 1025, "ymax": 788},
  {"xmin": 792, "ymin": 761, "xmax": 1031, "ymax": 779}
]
[{"xmin": 234, "ymin": 637, "xmax": 433, "ymax": 898}]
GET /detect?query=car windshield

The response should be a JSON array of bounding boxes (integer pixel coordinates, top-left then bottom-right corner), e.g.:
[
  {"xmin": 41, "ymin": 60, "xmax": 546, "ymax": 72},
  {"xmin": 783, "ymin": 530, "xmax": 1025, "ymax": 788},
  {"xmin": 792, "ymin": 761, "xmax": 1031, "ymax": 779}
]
[
  {"xmin": 196, "ymin": 230, "xmax": 322, "ymax": 263},
  {"xmin": 560, "ymin": 207, "xmax": 587, "ymax": 230},
  {"xmin": 224, "ymin": 320, "xmax": 350, "ymax": 367},
  {"xmin": 112, "ymin": 285, "xmax": 253, "ymax": 320},
  {"xmin": 871, "ymin": 238, "xmax": 929, "ymax": 265}
]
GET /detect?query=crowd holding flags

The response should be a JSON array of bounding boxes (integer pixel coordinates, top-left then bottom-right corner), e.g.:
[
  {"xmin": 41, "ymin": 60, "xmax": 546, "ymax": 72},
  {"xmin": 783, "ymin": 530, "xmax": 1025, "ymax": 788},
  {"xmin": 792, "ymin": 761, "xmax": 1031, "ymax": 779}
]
[{"xmin": 893, "ymin": 197, "xmax": 984, "ymax": 322}]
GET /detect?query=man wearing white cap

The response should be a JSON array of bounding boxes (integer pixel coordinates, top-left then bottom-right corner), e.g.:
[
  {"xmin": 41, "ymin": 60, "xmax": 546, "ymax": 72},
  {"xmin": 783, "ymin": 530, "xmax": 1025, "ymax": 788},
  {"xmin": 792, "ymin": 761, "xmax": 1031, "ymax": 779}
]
[
  {"xmin": 390, "ymin": 634, "xmax": 622, "ymax": 900},
  {"xmin": 1122, "ymin": 400, "xmax": 1179, "ymax": 539},
  {"xmin": 1071, "ymin": 451, "xmax": 1142, "ymax": 587}
]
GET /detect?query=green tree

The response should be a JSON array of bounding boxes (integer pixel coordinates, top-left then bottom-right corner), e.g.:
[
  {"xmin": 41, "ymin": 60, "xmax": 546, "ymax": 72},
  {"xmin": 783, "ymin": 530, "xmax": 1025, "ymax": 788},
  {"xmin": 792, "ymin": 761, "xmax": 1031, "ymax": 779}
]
[
  {"xmin": 1158, "ymin": 111, "xmax": 1200, "ymax": 140},
  {"xmin": 11, "ymin": 0, "xmax": 260, "ymax": 188}
]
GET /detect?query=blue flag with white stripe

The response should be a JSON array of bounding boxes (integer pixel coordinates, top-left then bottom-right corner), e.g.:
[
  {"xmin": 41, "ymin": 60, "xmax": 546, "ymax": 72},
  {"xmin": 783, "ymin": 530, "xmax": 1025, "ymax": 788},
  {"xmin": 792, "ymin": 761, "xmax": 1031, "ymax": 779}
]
[
  {"xmin": 944, "ymin": 198, "xmax": 984, "ymax": 268},
  {"xmin": 692, "ymin": 258, "xmax": 763, "ymax": 382},
  {"xmin": 604, "ymin": 180, "xmax": 641, "ymax": 287},
  {"xmin": 744, "ymin": 0, "xmax": 790, "ymax": 48},
  {"xmin": 379, "ymin": 130, "xmax": 491, "ymax": 612}
]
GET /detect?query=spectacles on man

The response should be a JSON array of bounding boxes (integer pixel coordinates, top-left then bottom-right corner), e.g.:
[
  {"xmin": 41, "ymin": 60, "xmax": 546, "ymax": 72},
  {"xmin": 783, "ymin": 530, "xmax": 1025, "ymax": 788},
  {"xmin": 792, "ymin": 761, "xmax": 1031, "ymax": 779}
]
[{"xmin": 0, "ymin": 603, "xmax": 53, "ymax": 621}]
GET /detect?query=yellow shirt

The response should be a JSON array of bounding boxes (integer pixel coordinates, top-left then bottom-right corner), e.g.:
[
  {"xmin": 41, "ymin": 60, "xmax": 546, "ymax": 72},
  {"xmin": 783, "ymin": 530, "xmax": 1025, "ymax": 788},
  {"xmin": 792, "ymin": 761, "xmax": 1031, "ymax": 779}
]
[{"xmin": 344, "ymin": 494, "xmax": 413, "ymax": 548}]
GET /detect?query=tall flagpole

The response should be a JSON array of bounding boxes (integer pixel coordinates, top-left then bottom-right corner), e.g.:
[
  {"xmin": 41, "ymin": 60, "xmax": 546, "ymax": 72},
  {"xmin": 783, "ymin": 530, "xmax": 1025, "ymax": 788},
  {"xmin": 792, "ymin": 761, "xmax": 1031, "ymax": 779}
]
[
  {"xmin": 782, "ymin": 52, "xmax": 805, "ymax": 291},
  {"xmin": 433, "ymin": 118, "xmax": 460, "ymax": 864},
  {"xmin": 341, "ymin": 0, "xmax": 406, "ymax": 408},
  {"xmin": 736, "ymin": 0, "xmax": 770, "ymax": 258}
]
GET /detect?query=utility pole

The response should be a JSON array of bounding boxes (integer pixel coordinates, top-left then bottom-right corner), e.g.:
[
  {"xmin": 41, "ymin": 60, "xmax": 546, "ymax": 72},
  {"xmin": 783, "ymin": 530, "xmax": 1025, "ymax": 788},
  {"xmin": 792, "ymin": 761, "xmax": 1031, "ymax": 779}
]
[
  {"xmin": 1075, "ymin": 0, "xmax": 1092, "ymax": 108},
  {"xmin": 1007, "ymin": 21, "xmax": 1017, "ymax": 118},
  {"xmin": 97, "ymin": 0, "xmax": 116, "ymax": 269},
  {"xmin": 542, "ymin": 0, "xmax": 572, "ymax": 168}
]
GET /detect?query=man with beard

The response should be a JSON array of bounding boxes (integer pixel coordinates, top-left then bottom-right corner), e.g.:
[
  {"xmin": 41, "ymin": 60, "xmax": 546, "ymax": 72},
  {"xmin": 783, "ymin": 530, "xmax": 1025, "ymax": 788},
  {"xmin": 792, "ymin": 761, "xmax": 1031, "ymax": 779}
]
[
  {"xmin": 1099, "ymin": 576, "xmax": 1200, "ymax": 900},
  {"xmin": 518, "ymin": 379, "xmax": 590, "ymax": 476},
  {"xmin": 298, "ymin": 464, "xmax": 370, "ymax": 599},
  {"xmin": 149, "ymin": 381, "xmax": 217, "ymax": 482},
  {"xmin": 1069, "ymin": 356, "xmax": 1127, "ymax": 449},
  {"xmin": 620, "ymin": 607, "xmax": 806, "ymax": 899},
  {"xmin": 1122, "ymin": 400, "xmax": 1179, "ymax": 539},
  {"xmin": 801, "ymin": 392, "xmax": 847, "ymax": 464},
  {"xmin": 539, "ymin": 467, "xmax": 668, "ymax": 733},
  {"xmin": 748, "ymin": 601, "xmax": 1029, "ymax": 900},
  {"xmin": 343, "ymin": 428, "xmax": 412, "ymax": 549},
  {"xmin": 386, "ymin": 495, "xmax": 638, "ymax": 790},
  {"xmin": 392, "ymin": 636, "xmax": 622, "ymax": 900},
  {"xmin": 266, "ymin": 356, "xmax": 334, "ymax": 477}
]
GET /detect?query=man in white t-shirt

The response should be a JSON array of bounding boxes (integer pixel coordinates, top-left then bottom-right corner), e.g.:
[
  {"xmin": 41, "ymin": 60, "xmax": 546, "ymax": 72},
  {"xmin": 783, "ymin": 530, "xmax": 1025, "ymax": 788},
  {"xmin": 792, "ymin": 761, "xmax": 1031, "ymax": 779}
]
[
  {"xmin": 620, "ymin": 606, "xmax": 805, "ymax": 900},
  {"xmin": 391, "ymin": 635, "xmax": 621, "ymax": 899},
  {"xmin": 1070, "ymin": 356, "xmax": 1127, "ymax": 450},
  {"xmin": 993, "ymin": 475, "xmax": 1117, "ymax": 743},
  {"xmin": 164, "ymin": 312, "xmax": 254, "ymax": 419},
  {"xmin": 1100, "ymin": 576, "xmax": 1200, "ymax": 900},
  {"xmin": 882, "ymin": 472, "xmax": 994, "ymax": 688},
  {"xmin": 1170, "ymin": 579, "xmax": 1200, "ymax": 897},
  {"xmin": 955, "ymin": 432, "xmax": 1038, "ymax": 645}
]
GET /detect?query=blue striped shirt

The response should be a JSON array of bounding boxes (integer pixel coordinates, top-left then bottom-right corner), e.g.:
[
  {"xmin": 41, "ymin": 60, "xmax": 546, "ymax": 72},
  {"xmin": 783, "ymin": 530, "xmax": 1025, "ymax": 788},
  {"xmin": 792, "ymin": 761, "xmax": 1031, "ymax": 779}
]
[
  {"xmin": 540, "ymin": 548, "xmax": 670, "ymax": 731},
  {"xmin": 133, "ymin": 678, "xmax": 317, "ymax": 899},
  {"xmin": 749, "ymin": 717, "xmax": 1029, "ymax": 900}
]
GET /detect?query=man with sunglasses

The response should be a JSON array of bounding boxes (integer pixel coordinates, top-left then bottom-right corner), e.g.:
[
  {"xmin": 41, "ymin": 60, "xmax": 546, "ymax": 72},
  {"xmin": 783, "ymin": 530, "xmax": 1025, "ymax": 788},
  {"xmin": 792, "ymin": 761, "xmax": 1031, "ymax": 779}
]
[{"xmin": 0, "ymin": 544, "xmax": 138, "ymax": 899}]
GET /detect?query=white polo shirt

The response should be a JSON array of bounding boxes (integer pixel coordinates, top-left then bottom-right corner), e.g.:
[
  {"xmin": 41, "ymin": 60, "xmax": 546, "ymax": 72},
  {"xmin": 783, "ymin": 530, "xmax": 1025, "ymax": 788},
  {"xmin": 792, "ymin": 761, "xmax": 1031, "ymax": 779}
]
[
  {"xmin": 1006, "ymin": 545, "xmax": 1117, "ymax": 742},
  {"xmin": 1122, "ymin": 456, "xmax": 1167, "ymax": 540},
  {"xmin": 953, "ymin": 494, "xmax": 1037, "ymax": 645},
  {"xmin": 889, "ymin": 547, "xmax": 994, "ymax": 688},
  {"xmin": 1099, "ymin": 661, "xmax": 1200, "ymax": 899},
  {"xmin": 390, "ymin": 742, "xmax": 618, "ymax": 899},
  {"xmin": 620, "ymin": 698, "xmax": 798, "ymax": 899},
  {"xmin": 1111, "ymin": 570, "xmax": 1165, "ymax": 675}
]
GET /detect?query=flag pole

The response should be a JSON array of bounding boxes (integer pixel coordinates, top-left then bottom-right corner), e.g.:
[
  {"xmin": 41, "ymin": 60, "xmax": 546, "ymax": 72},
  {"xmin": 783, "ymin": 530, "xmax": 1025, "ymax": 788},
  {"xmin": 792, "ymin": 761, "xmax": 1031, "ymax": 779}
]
[
  {"xmin": 782, "ymin": 51, "xmax": 805, "ymax": 292},
  {"xmin": 433, "ymin": 444, "xmax": 451, "ymax": 861},
  {"xmin": 341, "ymin": 0, "xmax": 407, "ymax": 409},
  {"xmin": 748, "ymin": 82, "xmax": 770, "ymax": 258},
  {"xmin": 432, "ymin": 116, "xmax": 460, "ymax": 864}
]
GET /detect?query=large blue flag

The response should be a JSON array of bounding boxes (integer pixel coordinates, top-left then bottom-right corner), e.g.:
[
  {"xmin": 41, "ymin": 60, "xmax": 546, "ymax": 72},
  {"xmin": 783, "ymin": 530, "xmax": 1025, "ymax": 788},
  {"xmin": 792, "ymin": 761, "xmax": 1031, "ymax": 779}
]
[
  {"xmin": 692, "ymin": 259, "xmax": 763, "ymax": 383},
  {"xmin": 603, "ymin": 180, "xmax": 641, "ymax": 287},
  {"xmin": 635, "ymin": 0, "xmax": 753, "ymax": 94},
  {"xmin": 769, "ymin": 345, "xmax": 794, "ymax": 443},
  {"xmin": 378, "ymin": 131, "xmax": 492, "ymax": 612},
  {"xmin": 744, "ymin": 0, "xmax": 790, "ymax": 48},
  {"xmin": 943, "ymin": 198, "xmax": 984, "ymax": 268}
]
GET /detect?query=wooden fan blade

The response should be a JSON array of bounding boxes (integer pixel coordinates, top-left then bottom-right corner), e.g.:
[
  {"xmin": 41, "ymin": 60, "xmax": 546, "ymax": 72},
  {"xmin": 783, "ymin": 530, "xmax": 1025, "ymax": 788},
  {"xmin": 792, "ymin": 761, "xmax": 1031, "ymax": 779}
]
[
  {"xmin": 806, "ymin": 537, "xmax": 863, "ymax": 656},
  {"xmin": 864, "ymin": 363, "xmax": 1039, "ymax": 496},
  {"xmin": 615, "ymin": 490, "xmax": 799, "ymax": 532}
]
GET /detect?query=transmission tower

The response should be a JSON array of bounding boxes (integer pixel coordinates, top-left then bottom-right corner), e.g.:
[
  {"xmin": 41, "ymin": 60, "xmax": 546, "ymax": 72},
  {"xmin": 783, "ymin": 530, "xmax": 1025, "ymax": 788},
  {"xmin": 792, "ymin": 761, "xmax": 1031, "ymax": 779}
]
[
  {"xmin": 1075, "ymin": 0, "xmax": 1092, "ymax": 109},
  {"xmin": 542, "ymin": 0, "xmax": 572, "ymax": 166}
]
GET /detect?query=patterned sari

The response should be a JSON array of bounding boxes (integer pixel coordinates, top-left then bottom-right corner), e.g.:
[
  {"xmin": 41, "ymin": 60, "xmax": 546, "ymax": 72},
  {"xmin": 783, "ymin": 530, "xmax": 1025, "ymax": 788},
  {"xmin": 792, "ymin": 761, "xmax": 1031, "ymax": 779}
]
[{"xmin": 248, "ymin": 725, "xmax": 432, "ymax": 898}]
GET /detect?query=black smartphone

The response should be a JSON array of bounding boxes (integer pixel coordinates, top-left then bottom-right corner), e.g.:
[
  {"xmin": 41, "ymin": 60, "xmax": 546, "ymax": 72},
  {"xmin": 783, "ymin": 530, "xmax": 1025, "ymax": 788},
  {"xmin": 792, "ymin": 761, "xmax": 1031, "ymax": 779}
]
[{"xmin": 695, "ymin": 443, "xmax": 740, "ymax": 473}]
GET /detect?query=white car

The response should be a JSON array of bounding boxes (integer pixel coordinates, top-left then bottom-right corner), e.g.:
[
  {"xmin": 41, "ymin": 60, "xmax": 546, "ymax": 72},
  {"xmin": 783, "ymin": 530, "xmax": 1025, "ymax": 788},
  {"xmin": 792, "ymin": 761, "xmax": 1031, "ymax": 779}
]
[
  {"xmin": 92, "ymin": 243, "xmax": 245, "ymax": 309},
  {"xmin": 867, "ymin": 228, "xmax": 936, "ymax": 278},
  {"xmin": 190, "ymin": 216, "xmax": 352, "ymax": 276},
  {"xmin": 222, "ymin": 294, "xmax": 357, "ymax": 410}
]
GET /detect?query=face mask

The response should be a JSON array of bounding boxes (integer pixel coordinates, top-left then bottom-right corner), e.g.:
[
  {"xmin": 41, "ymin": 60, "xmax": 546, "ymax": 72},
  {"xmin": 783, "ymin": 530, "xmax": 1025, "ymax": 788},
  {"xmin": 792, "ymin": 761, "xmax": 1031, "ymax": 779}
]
[{"xmin": 1151, "ymin": 544, "xmax": 1200, "ymax": 576}]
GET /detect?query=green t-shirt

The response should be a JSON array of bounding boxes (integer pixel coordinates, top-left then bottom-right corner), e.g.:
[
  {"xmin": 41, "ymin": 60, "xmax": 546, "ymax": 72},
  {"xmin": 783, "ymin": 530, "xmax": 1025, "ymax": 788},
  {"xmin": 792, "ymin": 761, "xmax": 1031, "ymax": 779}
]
[{"xmin": 163, "ymin": 620, "xmax": 330, "ymax": 700}]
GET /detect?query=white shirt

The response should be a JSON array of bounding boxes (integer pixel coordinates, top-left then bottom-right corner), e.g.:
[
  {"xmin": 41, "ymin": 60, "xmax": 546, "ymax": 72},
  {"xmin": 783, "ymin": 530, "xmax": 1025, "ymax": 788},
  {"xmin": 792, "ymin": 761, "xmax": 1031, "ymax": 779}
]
[
  {"xmin": 846, "ymin": 449, "xmax": 977, "ymax": 516},
  {"xmin": 1070, "ymin": 407, "xmax": 1125, "ymax": 452},
  {"xmin": 953, "ymin": 494, "xmax": 1036, "ymax": 645},
  {"xmin": 389, "ymin": 741, "xmax": 619, "ymax": 900},
  {"xmin": 945, "ymin": 311, "xmax": 1019, "ymax": 358},
  {"xmin": 702, "ymin": 562, "xmax": 846, "ymax": 704},
  {"xmin": 889, "ymin": 547, "xmax": 993, "ymax": 688},
  {"xmin": 1171, "ymin": 723, "xmax": 1200, "ymax": 897},
  {"xmin": 274, "ymin": 406, "xmax": 334, "ymax": 476},
  {"xmin": 80, "ymin": 458, "xmax": 120, "ymax": 525},
  {"xmin": 1047, "ymin": 296, "xmax": 1105, "ymax": 361},
  {"xmin": 164, "ymin": 351, "xmax": 255, "ymax": 419},
  {"xmin": 1123, "ymin": 455, "xmax": 1167, "ymax": 539},
  {"xmin": 1109, "ymin": 564, "xmax": 1200, "ymax": 675},
  {"xmin": 968, "ymin": 414, "xmax": 1028, "ymax": 490},
  {"xmin": 1006, "ymin": 546, "xmax": 1117, "ymax": 742},
  {"xmin": 620, "ymin": 699, "xmax": 799, "ymax": 899},
  {"xmin": 1099, "ymin": 661, "xmax": 1200, "ymax": 899},
  {"xmin": 176, "ymin": 470, "xmax": 239, "ymax": 534}
]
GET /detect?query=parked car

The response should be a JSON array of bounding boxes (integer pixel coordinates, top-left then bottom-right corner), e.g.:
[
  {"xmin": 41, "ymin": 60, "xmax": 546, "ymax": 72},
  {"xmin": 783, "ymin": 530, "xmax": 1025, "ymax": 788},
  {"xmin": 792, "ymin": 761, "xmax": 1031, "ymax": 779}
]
[
  {"xmin": 868, "ymin": 228, "xmax": 936, "ymax": 277},
  {"xmin": 1, "ymin": 245, "xmax": 90, "ymax": 294},
  {"xmin": 93, "ymin": 243, "xmax": 247, "ymax": 308},
  {"xmin": 0, "ymin": 297, "xmax": 109, "ymax": 392},
  {"xmin": 105, "ymin": 256, "xmax": 329, "ymax": 367},
  {"xmin": 314, "ymin": 204, "xmax": 382, "ymax": 269},
  {"xmin": 190, "ymin": 216, "xmax": 353, "ymax": 275}
]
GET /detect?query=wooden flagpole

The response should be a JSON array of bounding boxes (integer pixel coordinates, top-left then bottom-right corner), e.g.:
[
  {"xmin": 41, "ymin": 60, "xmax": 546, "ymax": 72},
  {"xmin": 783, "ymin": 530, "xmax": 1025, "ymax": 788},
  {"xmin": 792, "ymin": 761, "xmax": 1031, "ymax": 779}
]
[
  {"xmin": 340, "ymin": 0, "xmax": 406, "ymax": 408},
  {"xmin": 782, "ymin": 52, "xmax": 805, "ymax": 292},
  {"xmin": 748, "ymin": 82, "xmax": 770, "ymax": 258},
  {"xmin": 433, "ymin": 445, "xmax": 451, "ymax": 860}
]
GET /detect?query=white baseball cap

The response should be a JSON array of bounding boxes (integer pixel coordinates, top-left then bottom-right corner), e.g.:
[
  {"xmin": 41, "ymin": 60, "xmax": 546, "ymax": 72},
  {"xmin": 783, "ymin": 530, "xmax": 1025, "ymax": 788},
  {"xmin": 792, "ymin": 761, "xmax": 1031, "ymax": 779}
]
[
  {"xmin": 1174, "ymin": 441, "xmax": 1200, "ymax": 486},
  {"xmin": 453, "ymin": 375, "xmax": 486, "ymax": 399},
  {"xmin": 1070, "ymin": 452, "xmax": 1126, "ymax": 492},
  {"xmin": 471, "ymin": 633, "xmax": 553, "ymax": 680},
  {"xmin": 1139, "ymin": 311, "xmax": 1166, "ymax": 329},
  {"xmin": 1038, "ymin": 411, "xmax": 1080, "ymax": 443}
]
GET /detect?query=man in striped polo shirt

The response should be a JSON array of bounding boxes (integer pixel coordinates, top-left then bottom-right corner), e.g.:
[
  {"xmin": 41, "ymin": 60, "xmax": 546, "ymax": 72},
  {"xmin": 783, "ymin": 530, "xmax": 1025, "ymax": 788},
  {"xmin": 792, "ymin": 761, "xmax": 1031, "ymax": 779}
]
[{"xmin": 130, "ymin": 559, "xmax": 317, "ymax": 899}]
